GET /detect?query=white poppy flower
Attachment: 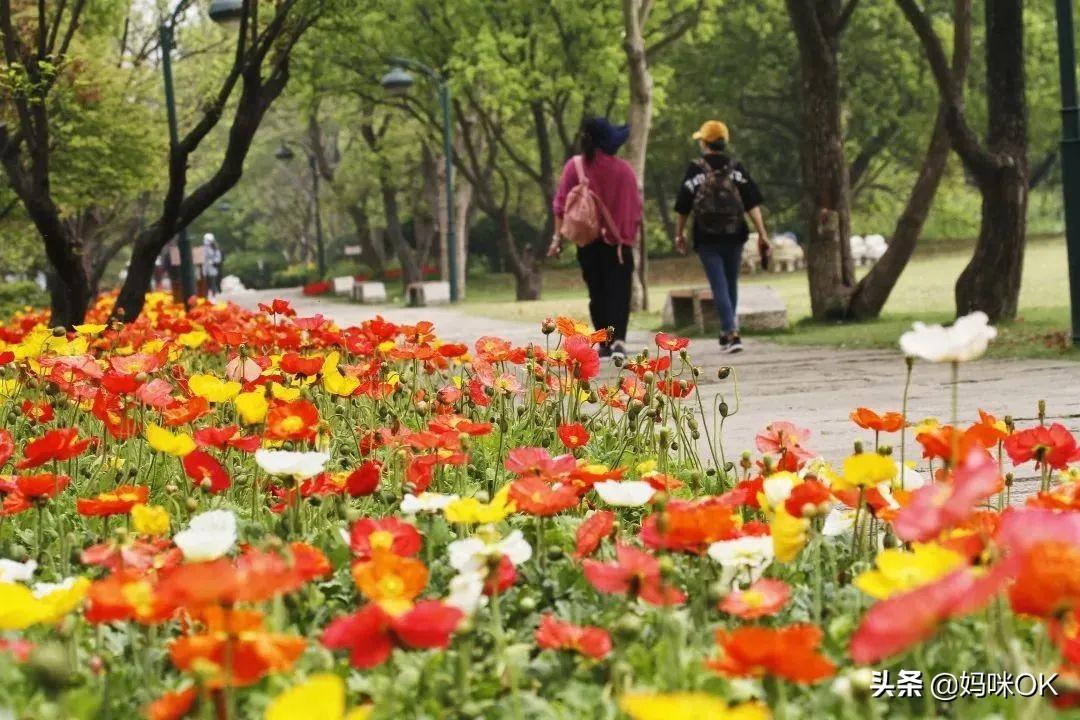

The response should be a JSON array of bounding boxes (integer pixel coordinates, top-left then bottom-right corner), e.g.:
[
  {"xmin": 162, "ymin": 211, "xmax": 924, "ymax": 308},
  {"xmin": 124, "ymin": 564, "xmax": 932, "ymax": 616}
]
[
  {"xmin": 822, "ymin": 506, "xmax": 856, "ymax": 536},
  {"xmin": 448, "ymin": 529, "xmax": 532, "ymax": 573},
  {"xmin": 31, "ymin": 576, "xmax": 79, "ymax": 598},
  {"xmin": 707, "ymin": 536, "xmax": 774, "ymax": 587},
  {"xmin": 894, "ymin": 462, "xmax": 927, "ymax": 491},
  {"xmin": 254, "ymin": 449, "xmax": 330, "ymax": 479},
  {"xmin": 0, "ymin": 559, "xmax": 36, "ymax": 583},
  {"xmin": 173, "ymin": 509, "xmax": 237, "ymax": 562},
  {"xmin": 762, "ymin": 474, "xmax": 796, "ymax": 507},
  {"xmin": 899, "ymin": 311, "xmax": 996, "ymax": 363},
  {"xmin": 593, "ymin": 480, "xmax": 655, "ymax": 507},
  {"xmin": 401, "ymin": 492, "xmax": 459, "ymax": 515},
  {"xmin": 446, "ymin": 571, "xmax": 487, "ymax": 614}
]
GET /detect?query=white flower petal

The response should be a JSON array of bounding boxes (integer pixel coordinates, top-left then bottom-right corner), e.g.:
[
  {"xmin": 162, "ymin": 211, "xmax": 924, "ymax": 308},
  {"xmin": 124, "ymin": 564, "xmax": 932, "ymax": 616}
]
[{"xmin": 594, "ymin": 480, "xmax": 655, "ymax": 507}]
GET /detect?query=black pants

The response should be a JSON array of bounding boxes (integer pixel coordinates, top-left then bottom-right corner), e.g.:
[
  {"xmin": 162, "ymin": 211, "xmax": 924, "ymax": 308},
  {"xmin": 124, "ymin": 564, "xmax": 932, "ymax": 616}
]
[{"xmin": 576, "ymin": 241, "xmax": 634, "ymax": 342}]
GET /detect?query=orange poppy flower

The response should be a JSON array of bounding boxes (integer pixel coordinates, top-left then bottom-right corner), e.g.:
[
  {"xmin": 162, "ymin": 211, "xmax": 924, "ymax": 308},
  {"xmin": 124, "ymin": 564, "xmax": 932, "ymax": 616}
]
[
  {"xmin": 160, "ymin": 396, "xmax": 210, "ymax": 427},
  {"xmin": 145, "ymin": 686, "xmax": 197, "ymax": 720},
  {"xmin": 17, "ymin": 428, "xmax": 91, "ymax": 469},
  {"xmin": 655, "ymin": 332, "xmax": 690, "ymax": 352},
  {"xmin": 535, "ymin": 614, "xmax": 612, "ymax": 659},
  {"xmin": 508, "ymin": 477, "xmax": 580, "ymax": 516},
  {"xmin": 966, "ymin": 409, "xmax": 1009, "ymax": 448},
  {"xmin": 574, "ymin": 511, "xmax": 615, "ymax": 559},
  {"xmin": 349, "ymin": 517, "xmax": 423, "ymax": 560},
  {"xmin": 557, "ymin": 422, "xmax": 590, "ymax": 450},
  {"xmin": 1008, "ymin": 541, "xmax": 1080, "ymax": 618},
  {"xmin": 77, "ymin": 485, "xmax": 150, "ymax": 517},
  {"xmin": 850, "ymin": 407, "xmax": 905, "ymax": 433},
  {"xmin": 265, "ymin": 399, "xmax": 319, "ymax": 442},
  {"xmin": 351, "ymin": 550, "xmax": 429, "ymax": 615},
  {"xmin": 169, "ymin": 608, "xmax": 305, "ymax": 688},
  {"xmin": 709, "ymin": 624, "xmax": 835, "ymax": 683},
  {"xmin": 718, "ymin": 579, "xmax": 791, "ymax": 619},
  {"xmin": 641, "ymin": 499, "xmax": 738, "ymax": 554}
]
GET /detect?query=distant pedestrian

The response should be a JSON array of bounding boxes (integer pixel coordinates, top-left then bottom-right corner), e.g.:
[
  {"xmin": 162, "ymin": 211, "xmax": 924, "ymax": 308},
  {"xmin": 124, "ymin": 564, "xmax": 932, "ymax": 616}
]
[
  {"xmin": 202, "ymin": 233, "xmax": 223, "ymax": 298},
  {"xmin": 550, "ymin": 117, "xmax": 643, "ymax": 362},
  {"xmin": 674, "ymin": 120, "xmax": 771, "ymax": 354}
]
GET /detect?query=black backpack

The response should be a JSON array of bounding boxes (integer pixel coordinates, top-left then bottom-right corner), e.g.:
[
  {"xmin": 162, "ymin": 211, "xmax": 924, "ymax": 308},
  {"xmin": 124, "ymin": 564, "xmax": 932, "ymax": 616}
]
[{"xmin": 691, "ymin": 157, "xmax": 745, "ymax": 236}]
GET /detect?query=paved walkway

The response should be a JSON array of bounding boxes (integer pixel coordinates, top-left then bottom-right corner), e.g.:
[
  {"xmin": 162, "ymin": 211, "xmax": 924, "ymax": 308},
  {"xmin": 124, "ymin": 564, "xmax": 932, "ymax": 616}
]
[{"xmin": 225, "ymin": 288, "xmax": 1079, "ymax": 497}]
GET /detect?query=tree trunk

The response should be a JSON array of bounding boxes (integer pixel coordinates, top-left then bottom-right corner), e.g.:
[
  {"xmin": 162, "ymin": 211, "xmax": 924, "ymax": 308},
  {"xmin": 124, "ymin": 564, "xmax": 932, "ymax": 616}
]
[
  {"xmin": 344, "ymin": 204, "xmax": 386, "ymax": 276},
  {"xmin": 954, "ymin": 0, "xmax": 1027, "ymax": 320},
  {"xmin": 848, "ymin": 112, "xmax": 952, "ymax": 319},
  {"xmin": 382, "ymin": 185, "xmax": 422, "ymax": 289},
  {"xmin": 786, "ymin": 0, "xmax": 855, "ymax": 319},
  {"xmin": 622, "ymin": 0, "xmax": 650, "ymax": 312}
]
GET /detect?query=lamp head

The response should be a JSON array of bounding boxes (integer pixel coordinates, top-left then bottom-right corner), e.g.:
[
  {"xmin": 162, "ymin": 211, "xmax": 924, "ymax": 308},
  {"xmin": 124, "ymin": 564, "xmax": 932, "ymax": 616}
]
[
  {"xmin": 208, "ymin": 0, "xmax": 244, "ymax": 26},
  {"xmin": 380, "ymin": 66, "xmax": 414, "ymax": 96}
]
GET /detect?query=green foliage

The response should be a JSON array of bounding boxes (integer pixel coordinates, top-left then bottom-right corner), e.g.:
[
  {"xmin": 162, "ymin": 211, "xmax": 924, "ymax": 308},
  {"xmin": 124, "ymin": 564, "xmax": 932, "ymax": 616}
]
[
  {"xmin": 0, "ymin": 281, "xmax": 47, "ymax": 320},
  {"xmin": 223, "ymin": 250, "xmax": 288, "ymax": 290},
  {"xmin": 272, "ymin": 263, "xmax": 321, "ymax": 288}
]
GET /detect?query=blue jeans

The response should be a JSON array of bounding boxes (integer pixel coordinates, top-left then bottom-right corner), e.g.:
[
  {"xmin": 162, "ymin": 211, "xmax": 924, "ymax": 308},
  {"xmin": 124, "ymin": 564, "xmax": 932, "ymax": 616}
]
[{"xmin": 696, "ymin": 242, "xmax": 744, "ymax": 333}]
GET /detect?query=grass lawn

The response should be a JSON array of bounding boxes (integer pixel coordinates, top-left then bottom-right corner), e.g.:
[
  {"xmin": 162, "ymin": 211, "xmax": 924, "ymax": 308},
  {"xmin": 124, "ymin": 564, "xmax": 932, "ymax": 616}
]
[{"xmin": 459, "ymin": 237, "xmax": 1079, "ymax": 360}]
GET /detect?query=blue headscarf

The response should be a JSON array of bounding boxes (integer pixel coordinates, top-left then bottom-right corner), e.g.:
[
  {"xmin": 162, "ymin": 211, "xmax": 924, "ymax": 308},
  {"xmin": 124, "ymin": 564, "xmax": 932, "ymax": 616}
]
[{"xmin": 584, "ymin": 117, "xmax": 630, "ymax": 156}]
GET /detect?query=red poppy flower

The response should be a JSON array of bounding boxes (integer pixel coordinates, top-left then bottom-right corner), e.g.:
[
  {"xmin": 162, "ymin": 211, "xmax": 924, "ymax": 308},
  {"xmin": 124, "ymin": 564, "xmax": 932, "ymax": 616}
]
[
  {"xmin": 574, "ymin": 511, "xmax": 615, "ymax": 559},
  {"xmin": 0, "ymin": 429, "xmax": 14, "ymax": 468},
  {"xmin": 564, "ymin": 335, "xmax": 600, "ymax": 380},
  {"xmin": 482, "ymin": 555, "xmax": 517, "ymax": 596},
  {"xmin": 15, "ymin": 472, "xmax": 71, "ymax": 499},
  {"xmin": 849, "ymin": 407, "xmax": 904, "ymax": 433},
  {"xmin": 92, "ymin": 391, "xmax": 141, "ymax": 440},
  {"xmin": 20, "ymin": 400, "xmax": 54, "ymax": 424},
  {"xmin": 508, "ymin": 477, "xmax": 580, "ymax": 516},
  {"xmin": 784, "ymin": 479, "xmax": 832, "ymax": 518},
  {"xmin": 145, "ymin": 686, "xmax": 197, "ymax": 720},
  {"xmin": 557, "ymin": 422, "xmax": 590, "ymax": 450},
  {"xmin": 1005, "ymin": 423, "xmax": 1080, "ymax": 471},
  {"xmin": 77, "ymin": 485, "xmax": 150, "ymax": 516},
  {"xmin": 535, "ymin": 614, "xmax": 612, "ymax": 659},
  {"xmin": 709, "ymin": 624, "xmax": 835, "ymax": 683},
  {"xmin": 437, "ymin": 342, "xmax": 469, "ymax": 358},
  {"xmin": 343, "ymin": 461, "xmax": 381, "ymax": 497},
  {"xmin": 160, "ymin": 396, "xmax": 210, "ymax": 427},
  {"xmin": 321, "ymin": 600, "xmax": 463, "ymax": 669},
  {"xmin": 655, "ymin": 332, "xmax": 690, "ymax": 352},
  {"xmin": 718, "ymin": 579, "xmax": 791, "ymax": 619},
  {"xmin": 182, "ymin": 451, "xmax": 231, "ymax": 494},
  {"xmin": 265, "ymin": 399, "xmax": 319, "ymax": 442},
  {"xmin": 193, "ymin": 425, "xmax": 260, "ymax": 452},
  {"xmin": 258, "ymin": 298, "xmax": 296, "ymax": 317},
  {"xmin": 349, "ymin": 517, "xmax": 423, "ymax": 560},
  {"xmin": 279, "ymin": 352, "xmax": 324, "ymax": 376},
  {"xmin": 582, "ymin": 543, "xmax": 685, "ymax": 606},
  {"xmin": 657, "ymin": 379, "xmax": 694, "ymax": 398},
  {"xmin": 892, "ymin": 450, "xmax": 1000, "ymax": 542},
  {"xmin": 0, "ymin": 350, "xmax": 13, "ymax": 365},
  {"xmin": 17, "ymin": 428, "xmax": 91, "ymax": 469}
]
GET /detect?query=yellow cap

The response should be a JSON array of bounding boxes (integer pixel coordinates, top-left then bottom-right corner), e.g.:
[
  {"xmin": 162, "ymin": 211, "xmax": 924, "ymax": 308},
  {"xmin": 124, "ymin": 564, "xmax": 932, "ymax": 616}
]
[{"xmin": 692, "ymin": 120, "xmax": 730, "ymax": 143}]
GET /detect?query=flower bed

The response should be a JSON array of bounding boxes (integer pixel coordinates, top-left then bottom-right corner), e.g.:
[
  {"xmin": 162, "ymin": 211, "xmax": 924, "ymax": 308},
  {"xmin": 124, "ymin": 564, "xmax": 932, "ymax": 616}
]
[{"xmin": 0, "ymin": 295, "xmax": 1076, "ymax": 719}]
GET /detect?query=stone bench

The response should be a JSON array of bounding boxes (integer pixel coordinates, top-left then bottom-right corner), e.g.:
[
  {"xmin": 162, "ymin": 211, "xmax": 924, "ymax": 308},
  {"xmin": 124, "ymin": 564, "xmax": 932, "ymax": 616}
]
[
  {"xmin": 661, "ymin": 284, "xmax": 787, "ymax": 333},
  {"xmin": 351, "ymin": 281, "xmax": 387, "ymax": 304},
  {"xmin": 405, "ymin": 281, "xmax": 451, "ymax": 307},
  {"xmin": 332, "ymin": 276, "xmax": 354, "ymax": 295}
]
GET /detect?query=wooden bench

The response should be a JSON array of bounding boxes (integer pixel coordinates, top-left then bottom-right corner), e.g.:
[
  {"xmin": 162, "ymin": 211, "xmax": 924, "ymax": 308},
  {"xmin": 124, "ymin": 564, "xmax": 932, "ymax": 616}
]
[
  {"xmin": 405, "ymin": 281, "xmax": 451, "ymax": 307},
  {"xmin": 351, "ymin": 281, "xmax": 387, "ymax": 304},
  {"xmin": 662, "ymin": 285, "xmax": 788, "ymax": 333}
]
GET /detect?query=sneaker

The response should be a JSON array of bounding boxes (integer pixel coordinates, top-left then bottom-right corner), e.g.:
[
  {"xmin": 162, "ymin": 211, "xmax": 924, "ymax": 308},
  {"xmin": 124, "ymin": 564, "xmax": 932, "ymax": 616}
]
[
  {"xmin": 719, "ymin": 333, "xmax": 744, "ymax": 354},
  {"xmin": 610, "ymin": 340, "xmax": 627, "ymax": 362},
  {"xmin": 597, "ymin": 343, "xmax": 613, "ymax": 359}
]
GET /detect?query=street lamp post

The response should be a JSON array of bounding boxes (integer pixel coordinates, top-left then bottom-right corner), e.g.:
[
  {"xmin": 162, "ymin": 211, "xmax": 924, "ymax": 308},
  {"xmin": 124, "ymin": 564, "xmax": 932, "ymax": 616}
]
[
  {"xmin": 1054, "ymin": 0, "xmax": 1080, "ymax": 346},
  {"xmin": 381, "ymin": 58, "xmax": 459, "ymax": 302},
  {"xmin": 160, "ymin": 0, "xmax": 243, "ymax": 304},
  {"xmin": 276, "ymin": 142, "xmax": 326, "ymax": 278}
]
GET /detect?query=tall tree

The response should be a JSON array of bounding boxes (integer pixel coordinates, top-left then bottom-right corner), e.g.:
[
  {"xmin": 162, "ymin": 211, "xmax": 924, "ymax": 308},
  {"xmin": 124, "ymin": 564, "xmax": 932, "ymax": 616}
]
[
  {"xmin": 896, "ymin": 0, "xmax": 1028, "ymax": 320},
  {"xmin": 785, "ymin": 0, "xmax": 860, "ymax": 319},
  {"xmin": 847, "ymin": 0, "xmax": 971, "ymax": 319}
]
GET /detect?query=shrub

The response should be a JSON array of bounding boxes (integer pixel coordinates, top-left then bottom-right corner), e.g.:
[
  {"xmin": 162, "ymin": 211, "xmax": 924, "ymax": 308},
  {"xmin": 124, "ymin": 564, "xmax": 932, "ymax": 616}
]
[
  {"xmin": 271, "ymin": 263, "xmax": 319, "ymax": 288},
  {"xmin": 222, "ymin": 250, "xmax": 286, "ymax": 290},
  {"xmin": 0, "ymin": 280, "xmax": 47, "ymax": 320}
]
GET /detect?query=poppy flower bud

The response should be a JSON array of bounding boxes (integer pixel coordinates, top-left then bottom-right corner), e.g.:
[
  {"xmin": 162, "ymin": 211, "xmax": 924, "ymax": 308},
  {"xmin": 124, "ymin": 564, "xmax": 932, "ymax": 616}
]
[
  {"xmin": 89, "ymin": 655, "xmax": 105, "ymax": 676},
  {"xmin": 643, "ymin": 370, "xmax": 655, "ymax": 384},
  {"xmin": 877, "ymin": 445, "xmax": 892, "ymax": 456},
  {"xmin": 705, "ymin": 467, "xmax": 717, "ymax": 477},
  {"xmin": 588, "ymin": 391, "xmax": 599, "ymax": 403},
  {"xmin": 541, "ymin": 318, "xmax": 556, "ymax": 334},
  {"xmin": 658, "ymin": 427, "xmax": 671, "ymax": 444},
  {"xmin": 615, "ymin": 614, "xmax": 642, "ymax": 637},
  {"xmin": 1038, "ymin": 399, "xmax": 1046, "ymax": 424},
  {"xmin": 628, "ymin": 399, "xmax": 644, "ymax": 415},
  {"xmin": 518, "ymin": 595, "xmax": 538, "ymax": 612},
  {"xmin": 1004, "ymin": 472, "xmax": 1014, "ymax": 487},
  {"xmin": 724, "ymin": 461, "xmax": 736, "ymax": 473},
  {"xmin": 717, "ymin": 366, "xmax": 732, "ymax": 380},
  {"xmin": 670, "ymin": 441, "xmax": 679, "ymax": 451},
  {"xmin": 691, "ymin": 366, "xmax": 700, "ymax": 377},
  {"xmin": 658, "ymin": 555, "xmax": 676, "ymax": 577},
  {"xmin": 762, "ymin": 455, "xmax": 775, "ymax": 474},
  {"xmin": 883, "ymin": 527, "xmax": 899, "ymax": 548},
  {"xmin": 718, "ymin": 401, "xmax": 729, "ymax": 417},
  {"xmin": 691, "ymin": 430, "xmax": 700, "ymax": 440},
  {"xmin": 679, "ymin": 349, "xmax": 689, "ymax": 362},
  {"xmin": 52, "ymin": 326, "xmax": 66, "ymax": 337},
  {"xmin": 185, "ymin": 498, "xmax": 198, "ymax": 512},
  {"xmin": 853, "ymin": 440, "xmax": 864, "ymax": 454}
]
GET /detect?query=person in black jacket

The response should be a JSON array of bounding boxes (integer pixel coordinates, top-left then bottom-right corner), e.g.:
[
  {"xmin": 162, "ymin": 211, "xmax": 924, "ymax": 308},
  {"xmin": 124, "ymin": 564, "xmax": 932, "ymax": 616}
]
[{"xmin": 674, "ymin": 120, "xmax": 771, "ymax": 354}]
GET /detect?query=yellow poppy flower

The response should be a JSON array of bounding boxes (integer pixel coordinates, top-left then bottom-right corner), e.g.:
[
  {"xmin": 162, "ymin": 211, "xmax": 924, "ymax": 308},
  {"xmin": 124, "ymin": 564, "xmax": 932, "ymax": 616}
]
[
  {"xmin": 444, "ymin": 485, "xmax": 516, "ymax": 524},
  {"xmin": 235, "ymin": 390, "xmax": 269, "ymax": 425},
  {"xmin": 74, "ymin": 323, "xmax": 107, "ymax": 336},
  {"xmin": 0, "ymin": 379, "xmax": 19, "ymax": 398},
  {"xmin": 265, "ymin": 674, "xmax": 372, "ymax": 720},
  {"xmin": 187, "ymin": 374, "xmax": 242, "ymax": 403},
  {"xmin": 322, "ymin": 352, "xmax": 360, "ymax": 396},
  {"xmin": 131, "ymin": 504, "xmax": 170, "ymax": 536},
  {"xmin": 619, "ymin": 693, "xmax": 770, "ymax": 720},
  {"xmin": 771, "ymin": 505, "xmax": 809, "ymax": 564},
  {"xmin": 146, "ymin": 423, "xmax": 196, "ymax": 457},
  {"xmin": 270, "ymin": 382, "xmax": 302, "ymax": 402},
  {"xmin": 854, "ymin": 543, "xmax": 965, "ymax": 599},
  {"xmin": 837, "ymin": 452, "xmax": 896, "ymax": 491},
  {"xmin": 0, "ymin": 577, "xmax": 90, "ymax": 630},
  {"xmin": 177, "ymin": 330, "xmax": 209, "ymax": 348}
]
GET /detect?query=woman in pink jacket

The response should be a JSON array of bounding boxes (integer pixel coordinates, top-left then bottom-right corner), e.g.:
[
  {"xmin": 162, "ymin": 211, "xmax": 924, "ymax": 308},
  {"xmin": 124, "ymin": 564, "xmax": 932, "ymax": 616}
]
[{"xmin": 549, "ymin": 118, "xmax": 643, "ymax": 361}]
